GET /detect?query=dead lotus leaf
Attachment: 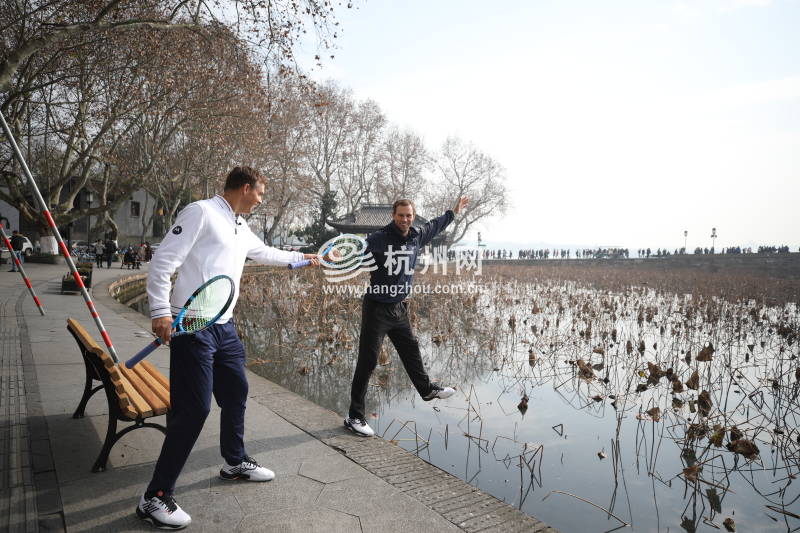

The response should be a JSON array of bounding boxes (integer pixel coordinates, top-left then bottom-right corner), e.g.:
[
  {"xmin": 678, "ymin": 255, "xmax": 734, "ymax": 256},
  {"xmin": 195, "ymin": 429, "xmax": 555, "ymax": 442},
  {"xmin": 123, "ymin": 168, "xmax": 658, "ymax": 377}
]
[
  {"xmin": 696, "ymin": 343, "xmax": 715, "ymax": 362},
  {"xmin": 683, "ymin": 464, "xmax": 701, "ymax": 482},
  {"xmin": 576, "ymin": 359, "xmax": 595, "ymax": 380},
  {"xmin": 646, "ymin": 407, "xmax": 662, "ymax": 422},
  {"xmin": 685, "ymin": 370, "xmax": 700, "ymax": 390},
  {"xmin": 698, "ymin": 390, "xmax": 713, "ymax": 417},
  {"xmin": 729, "ymin": 426, "xmax": 743, "ymax": 442},
  {"xmin": 723, "ymin": 517, "xmax": 736, "ymax": 532},
  {"xmin": 672, "ymin": 379, "xmax": 685, "ymax": 393},
  {"xmin": 518, "ymin": 394, "xmax": 529, "ymax": 414},
  {"xmin": 709, "ymin": 424, "xmax": 725, "ymax": 447},
  {"xmin": 727, "ymin": 439, "xmax": 760, "ymax": 459},
  {"xmin": 626, "ymin": 340, "xmax": 633, "ymax": 355},
  {"xmin": 647, "ymin": 361, "xmax": 665, "ymax": 379},
  {"xmin": 687, "ymin": 422, "xmax": 708, "ymax": 440}
]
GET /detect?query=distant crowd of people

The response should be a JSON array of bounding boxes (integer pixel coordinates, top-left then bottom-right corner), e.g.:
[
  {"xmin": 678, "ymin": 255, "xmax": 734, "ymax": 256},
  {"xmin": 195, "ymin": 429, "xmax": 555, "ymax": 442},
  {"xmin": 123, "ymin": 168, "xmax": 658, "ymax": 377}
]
[
  {"xmin": 81, "ymin": 239, "xmax": 154, "ymax": 269},
  {"xmin": 720, "ymin": 245, "xmax": 793, "ymax": 254},
  {"xmin": 441, "ymin": 245, "xmax": 799, "ymax": 261}
]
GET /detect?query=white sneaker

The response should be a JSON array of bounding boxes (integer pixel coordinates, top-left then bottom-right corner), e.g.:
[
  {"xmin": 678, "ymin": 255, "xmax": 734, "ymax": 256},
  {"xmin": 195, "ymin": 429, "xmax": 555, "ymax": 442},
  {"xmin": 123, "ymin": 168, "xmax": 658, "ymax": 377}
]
[
  {"xmin": 423, "ymin": 384, "xmax": 456, "ymax": 401},
  {"xmin": 136, "ymin": 492, "xmax": 191, "ymax": 530},
  {"xmin": 219, "ymin": 456, "xmax": 275, "ymax": 482},
  {"xmin": 344, "ymin": 417, "xmax": 375, "ymax": 437}
]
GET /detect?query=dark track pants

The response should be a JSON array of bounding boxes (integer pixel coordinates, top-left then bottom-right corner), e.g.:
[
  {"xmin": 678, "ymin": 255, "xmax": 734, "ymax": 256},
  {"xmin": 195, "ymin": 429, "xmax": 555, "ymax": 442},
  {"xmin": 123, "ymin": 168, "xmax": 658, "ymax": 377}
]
[
  {"xmin": 349, "ymin": 298, "xmax": 432, "ymax": 420},
  {"xmin": 147, "ymin": 321, "xmax": 248, "ymax": 494}
]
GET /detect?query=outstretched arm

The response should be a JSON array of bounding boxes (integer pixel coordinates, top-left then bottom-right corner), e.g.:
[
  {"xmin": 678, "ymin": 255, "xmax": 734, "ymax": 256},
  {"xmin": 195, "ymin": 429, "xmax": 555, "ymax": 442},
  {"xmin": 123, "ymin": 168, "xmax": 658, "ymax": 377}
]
[{"xmin": 418, "ymin": 197, "xmax": 470, "ymax": 247}]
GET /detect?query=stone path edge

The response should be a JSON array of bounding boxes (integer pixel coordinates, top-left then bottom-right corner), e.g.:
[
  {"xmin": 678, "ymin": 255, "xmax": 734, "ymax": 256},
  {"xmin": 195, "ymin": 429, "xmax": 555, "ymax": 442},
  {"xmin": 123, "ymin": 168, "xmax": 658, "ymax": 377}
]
[{"xmin": 16, "ymin": 285, "xmax": 66, "ymax": 532}]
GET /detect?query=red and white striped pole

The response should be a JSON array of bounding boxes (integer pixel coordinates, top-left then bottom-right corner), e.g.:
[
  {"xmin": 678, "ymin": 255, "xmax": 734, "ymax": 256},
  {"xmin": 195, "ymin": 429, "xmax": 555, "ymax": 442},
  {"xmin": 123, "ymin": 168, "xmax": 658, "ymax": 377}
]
[
  {"xmin": 0, "ymin": 224, "xmax": 45, "ymax": 315},
  {"xmin": 0, "ymin": 112, "xmax": 119, "ymax": 361}
]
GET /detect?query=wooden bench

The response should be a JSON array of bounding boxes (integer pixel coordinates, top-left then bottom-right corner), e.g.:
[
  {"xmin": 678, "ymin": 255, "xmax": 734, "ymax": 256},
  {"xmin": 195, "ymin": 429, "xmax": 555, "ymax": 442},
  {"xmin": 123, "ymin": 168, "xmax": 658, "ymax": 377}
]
[{"xmin": 67, "ymin": 318, "xmax": 170, "ymax": 472}]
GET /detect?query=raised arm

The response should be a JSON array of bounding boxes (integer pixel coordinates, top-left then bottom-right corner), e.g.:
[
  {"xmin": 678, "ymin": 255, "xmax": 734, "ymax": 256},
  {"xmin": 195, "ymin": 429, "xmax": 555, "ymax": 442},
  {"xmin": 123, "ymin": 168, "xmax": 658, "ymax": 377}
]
[{"xmin": 418, "ymin": 197, "xmax": 469, "ymax": 247}]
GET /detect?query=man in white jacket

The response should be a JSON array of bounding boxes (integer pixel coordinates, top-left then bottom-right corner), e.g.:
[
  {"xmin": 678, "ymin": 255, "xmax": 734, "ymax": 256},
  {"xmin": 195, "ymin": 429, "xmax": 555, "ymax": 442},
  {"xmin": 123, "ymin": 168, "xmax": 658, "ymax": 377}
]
[{"xmin": 137, "ymin": 166, "xmax": 319, "ymax": 530}]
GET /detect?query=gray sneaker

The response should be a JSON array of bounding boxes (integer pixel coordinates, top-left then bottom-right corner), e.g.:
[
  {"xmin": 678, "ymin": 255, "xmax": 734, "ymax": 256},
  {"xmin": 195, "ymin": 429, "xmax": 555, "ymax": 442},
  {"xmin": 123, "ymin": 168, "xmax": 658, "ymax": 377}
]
[{"xmin": 423, "ymin": 384, "xmax": 456, "ymax": 401}]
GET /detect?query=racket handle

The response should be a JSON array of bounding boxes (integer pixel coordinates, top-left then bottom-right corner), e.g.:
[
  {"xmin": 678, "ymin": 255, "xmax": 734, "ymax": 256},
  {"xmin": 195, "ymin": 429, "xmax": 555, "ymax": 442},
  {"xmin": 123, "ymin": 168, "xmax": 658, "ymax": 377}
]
[
  {"xmin": 288, "ymin": 259, "xmax": 312, "ymax": 270},
  {"xmin": 125, "ymin": 338, "xmax": 162, "ymax": 368}
]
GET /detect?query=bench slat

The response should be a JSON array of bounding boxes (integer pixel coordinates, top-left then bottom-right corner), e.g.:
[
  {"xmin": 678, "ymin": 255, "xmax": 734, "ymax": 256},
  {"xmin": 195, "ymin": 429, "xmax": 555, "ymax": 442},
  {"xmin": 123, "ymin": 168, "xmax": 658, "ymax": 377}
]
[
  {"xmin": 116, "ymin": 370, "xmax": 154, "ymax": 418},
  {"xmin": 118, "ymin": 364, "xmax": 168, "ymax": 416},
  {"xmin": 132, "ymin": 364, "xmax": 171, "ymax": 410},
  {"xmin": 141, "ymin": 360, "xmax": 169, "ymax": 391}
]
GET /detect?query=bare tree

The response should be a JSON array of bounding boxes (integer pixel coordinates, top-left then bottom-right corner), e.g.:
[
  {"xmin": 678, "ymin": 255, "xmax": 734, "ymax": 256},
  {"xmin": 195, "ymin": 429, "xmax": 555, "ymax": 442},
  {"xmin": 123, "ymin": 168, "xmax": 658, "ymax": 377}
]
[
  {"xmin": 303, "ymin": 81, "xmax": 354, "ymax": 225},
  {"xmin": 249, "ymin": 73, "xmax": 315, "ymax": 245},
  {"xmin": 0, "ymin": 0, "xmax": 344, "ymax": 239},
  {"xmin": 335, "ymin": 98, "xmax": 385, "ymax": 213},
  {"xmin": 376, "ymin": 126, "xmax": 429, "ymax": 203},
  {"xmin": 426, "ymin": 136, "xmax": 509, "ymax": 245},
  {"xmin": 0, "ymin": 0, "xmax": 341, "ymax": 95}
]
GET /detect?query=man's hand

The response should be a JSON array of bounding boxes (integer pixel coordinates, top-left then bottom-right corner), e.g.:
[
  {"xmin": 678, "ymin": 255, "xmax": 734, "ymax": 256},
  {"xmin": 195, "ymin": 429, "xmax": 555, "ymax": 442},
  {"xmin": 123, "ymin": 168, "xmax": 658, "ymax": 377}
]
[
  {"xmin": 303, "ymin": 253, "xmax": 321, "ymax": 267},
  {"xmin": 453, "ymin": 197, "xmax": 469, "ymax": 214},
  {"xmin": 152, "ymin": 317, "xmax": 174, "ymax": 345}
]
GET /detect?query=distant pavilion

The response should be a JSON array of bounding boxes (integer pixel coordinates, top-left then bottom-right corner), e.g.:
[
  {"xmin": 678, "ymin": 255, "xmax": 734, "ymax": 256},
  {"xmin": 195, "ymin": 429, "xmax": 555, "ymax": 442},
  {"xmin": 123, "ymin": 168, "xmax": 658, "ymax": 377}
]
[{"xmin": 327, "ymin": 203, "xmax": 448, "ymax": 247}]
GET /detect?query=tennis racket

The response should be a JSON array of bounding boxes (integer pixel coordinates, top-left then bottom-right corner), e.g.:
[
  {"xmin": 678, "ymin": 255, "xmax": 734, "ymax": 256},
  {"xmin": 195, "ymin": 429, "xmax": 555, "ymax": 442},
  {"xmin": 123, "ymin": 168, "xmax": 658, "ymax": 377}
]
[{"xmin": 124, "ymin": 275, "xmax": 235, "ymax": 368}]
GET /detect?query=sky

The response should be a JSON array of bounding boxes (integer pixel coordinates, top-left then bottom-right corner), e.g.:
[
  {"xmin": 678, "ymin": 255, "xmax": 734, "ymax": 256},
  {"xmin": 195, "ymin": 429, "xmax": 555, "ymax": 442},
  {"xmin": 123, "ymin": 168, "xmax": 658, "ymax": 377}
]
[{"xmin": 303, "ymin": 0, "xmax": 799, "ymax": 251}]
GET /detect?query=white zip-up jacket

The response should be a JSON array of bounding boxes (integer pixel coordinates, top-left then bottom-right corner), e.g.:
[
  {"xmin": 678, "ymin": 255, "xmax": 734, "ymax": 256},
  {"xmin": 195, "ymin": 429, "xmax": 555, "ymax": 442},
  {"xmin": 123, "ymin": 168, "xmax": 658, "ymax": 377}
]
[{"xmin": 147, "ymin": 195, "xmax": 304, "ymax": 323}]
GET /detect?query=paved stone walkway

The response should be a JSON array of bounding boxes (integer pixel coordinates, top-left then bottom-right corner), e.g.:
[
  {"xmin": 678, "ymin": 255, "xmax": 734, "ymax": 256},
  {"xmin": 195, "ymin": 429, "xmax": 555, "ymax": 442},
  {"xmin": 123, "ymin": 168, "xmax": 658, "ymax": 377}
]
[
  {"xmin": 0, "ymin": 260, "xmax": 557, "ymax": 532},
  {"xmin": 0, "ymin": 287, "xmax": 37, "ymax": 532}
]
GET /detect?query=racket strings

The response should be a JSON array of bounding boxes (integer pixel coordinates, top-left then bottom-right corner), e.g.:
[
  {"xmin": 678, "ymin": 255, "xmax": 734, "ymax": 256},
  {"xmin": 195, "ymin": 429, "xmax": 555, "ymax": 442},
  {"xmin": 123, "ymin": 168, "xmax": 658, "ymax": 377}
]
[{"xmin": 182, "ymin": 278, "xmax": 233, "ymax": 332}]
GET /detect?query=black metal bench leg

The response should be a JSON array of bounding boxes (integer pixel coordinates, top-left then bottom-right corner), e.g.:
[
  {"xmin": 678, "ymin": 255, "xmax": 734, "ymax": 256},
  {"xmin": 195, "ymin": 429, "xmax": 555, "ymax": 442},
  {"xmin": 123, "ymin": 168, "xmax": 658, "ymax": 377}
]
[
  {"xmin": 72, "ymin": 367, "xmax": 93, "ymax": 418},
  {"xmin": 73, "ymin": 367, "xmax": 101, "ymax": 418},
  {"xmin": 92, "ymin": 415, "xmax": 118, "ymax": 473}
]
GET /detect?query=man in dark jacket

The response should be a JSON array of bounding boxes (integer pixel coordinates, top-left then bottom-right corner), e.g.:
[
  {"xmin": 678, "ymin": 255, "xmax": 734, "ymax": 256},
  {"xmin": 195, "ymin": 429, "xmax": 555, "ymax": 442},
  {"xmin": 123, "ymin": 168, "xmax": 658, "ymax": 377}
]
[
  {"xmin": 104, "ymin": 238, "xmax": 117, "ymax": 268},
  {"xmin": 344, "ymin": 197, "xmax": 469, "ymax": 437},
  {"xmin": 9, "ymin": 230, "xmax": 25, "ymax": 272}
]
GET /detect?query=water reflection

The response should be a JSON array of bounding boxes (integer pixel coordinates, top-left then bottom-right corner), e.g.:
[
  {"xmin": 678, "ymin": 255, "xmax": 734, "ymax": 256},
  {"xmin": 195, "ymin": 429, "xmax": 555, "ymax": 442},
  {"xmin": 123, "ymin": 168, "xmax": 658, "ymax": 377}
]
[{"xmin": 234, "ymin": 266, "xmax": 798, "ymax": 532}]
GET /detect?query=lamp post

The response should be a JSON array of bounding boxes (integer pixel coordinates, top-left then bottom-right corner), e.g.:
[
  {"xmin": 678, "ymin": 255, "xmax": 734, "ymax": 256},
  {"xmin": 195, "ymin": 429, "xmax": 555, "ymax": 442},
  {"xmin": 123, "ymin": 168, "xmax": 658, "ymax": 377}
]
[
  {"xmin": 683, "ymin": 230, "xmax": 688, "ymax": 253},
  {"xmin": 711, "ymin": 227, "xmax": 717, "ymax": 253}
]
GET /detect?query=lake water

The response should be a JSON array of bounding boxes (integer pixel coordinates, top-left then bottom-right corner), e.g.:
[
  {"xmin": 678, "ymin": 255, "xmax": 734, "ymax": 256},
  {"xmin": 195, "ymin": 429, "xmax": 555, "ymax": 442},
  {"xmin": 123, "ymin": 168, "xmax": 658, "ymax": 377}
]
[{"xmin": 151, "ymin": 265, "xmax": 800, "ymax": 532}]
